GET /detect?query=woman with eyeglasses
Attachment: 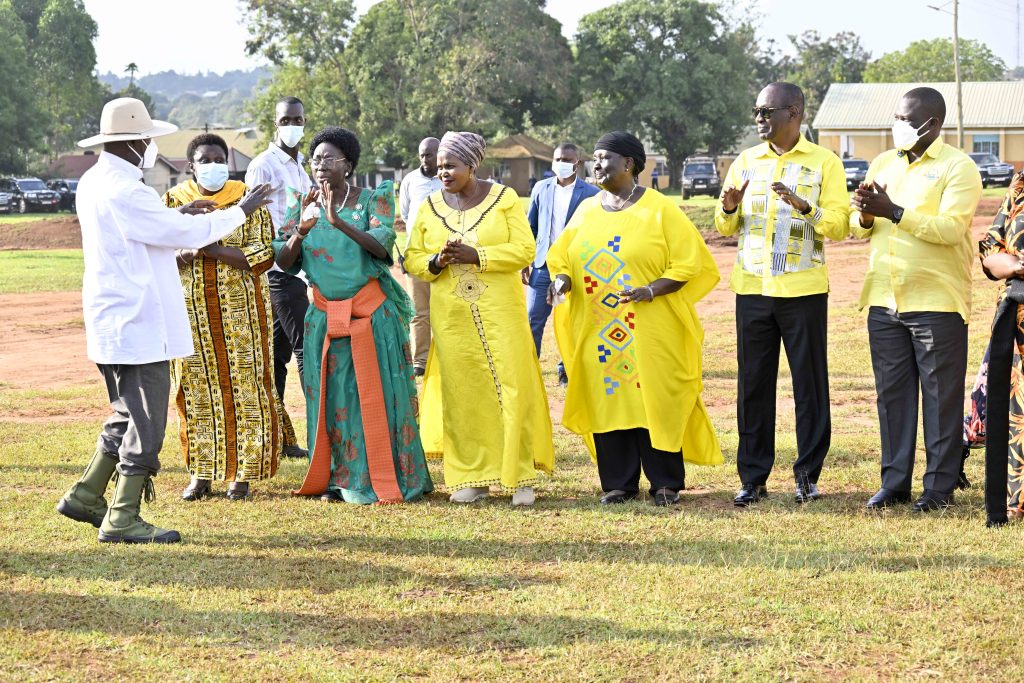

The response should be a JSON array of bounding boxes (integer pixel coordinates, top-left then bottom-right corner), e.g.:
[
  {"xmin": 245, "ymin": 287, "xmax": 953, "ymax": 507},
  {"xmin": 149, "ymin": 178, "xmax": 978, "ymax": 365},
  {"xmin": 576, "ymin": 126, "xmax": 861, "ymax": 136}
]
[
  {"xmin": 273, "ymin": 126, "xmax": 432, "ymax": 504},
  {"xmin": 166, "ymin": 133, "xmax": 282, "ymax": 501},
  {"xmin": 546, "ymin": 131, "xmax": 723, "ymax": 506}
]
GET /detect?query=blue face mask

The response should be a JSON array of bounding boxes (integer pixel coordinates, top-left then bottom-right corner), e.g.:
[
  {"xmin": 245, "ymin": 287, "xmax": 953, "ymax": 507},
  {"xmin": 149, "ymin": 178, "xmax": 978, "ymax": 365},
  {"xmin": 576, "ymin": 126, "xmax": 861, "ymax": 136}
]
[{"xmin": 195, "ymin": 163, "xmax": 229, "ymax": 192}]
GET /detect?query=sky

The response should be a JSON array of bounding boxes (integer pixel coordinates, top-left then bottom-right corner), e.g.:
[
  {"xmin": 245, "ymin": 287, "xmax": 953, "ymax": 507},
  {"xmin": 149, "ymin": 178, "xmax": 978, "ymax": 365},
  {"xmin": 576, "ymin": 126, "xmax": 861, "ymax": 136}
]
[{"xmin": 82, "ymin": 0, "xmax": 1014, "ymax": 77}]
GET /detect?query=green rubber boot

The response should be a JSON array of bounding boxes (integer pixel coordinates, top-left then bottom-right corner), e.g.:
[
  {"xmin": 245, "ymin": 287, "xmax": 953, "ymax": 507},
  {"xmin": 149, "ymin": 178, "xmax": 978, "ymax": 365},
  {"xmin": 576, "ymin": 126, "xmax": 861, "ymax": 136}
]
[
  {"xmin": 98, "ymin": 474, "xmax": 181, "ymax": 544},
  {"xmin": 56, "ymin": 449, "xmax": 118, "ymax": 528}
]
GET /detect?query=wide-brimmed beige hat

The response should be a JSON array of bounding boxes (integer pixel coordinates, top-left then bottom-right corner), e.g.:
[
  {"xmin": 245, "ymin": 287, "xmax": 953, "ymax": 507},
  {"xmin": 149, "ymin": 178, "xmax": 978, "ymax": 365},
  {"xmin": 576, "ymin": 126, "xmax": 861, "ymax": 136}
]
[{"xmin": 77, "ymin": 97, "xmax": 178, "ymax": 148}]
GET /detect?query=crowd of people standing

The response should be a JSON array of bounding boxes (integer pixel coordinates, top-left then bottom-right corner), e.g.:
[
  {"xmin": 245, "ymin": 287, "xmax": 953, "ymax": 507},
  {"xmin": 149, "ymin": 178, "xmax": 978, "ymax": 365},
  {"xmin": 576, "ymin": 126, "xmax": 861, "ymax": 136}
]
[{"xmin": 56, "ymin": 77, "xmax": 1012, "ymax": 543}]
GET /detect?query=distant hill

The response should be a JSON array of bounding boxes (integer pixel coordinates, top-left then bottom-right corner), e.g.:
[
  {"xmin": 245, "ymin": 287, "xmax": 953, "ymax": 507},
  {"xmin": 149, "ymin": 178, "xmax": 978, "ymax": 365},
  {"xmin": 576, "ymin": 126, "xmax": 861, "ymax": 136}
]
[{"xmin": 99, "ymin": 68, "xmax": 271, "ymax": 128}]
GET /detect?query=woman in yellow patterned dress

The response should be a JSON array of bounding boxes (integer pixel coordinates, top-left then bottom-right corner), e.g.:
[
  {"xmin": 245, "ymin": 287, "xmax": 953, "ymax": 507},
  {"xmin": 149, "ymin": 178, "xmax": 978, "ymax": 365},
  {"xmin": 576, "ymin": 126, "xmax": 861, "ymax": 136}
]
[
  {"xmin": 979, "ymin": 171, "xmax": 1024, "ymax": 526},
  {"xmin": 405, "ymin": 131, "xmax": 554, "ymax": 506},
  {"xmin": 166, "ymin": 133, "xmax": 281, "ymax": 501},
  {"xmin": 547, "ymin": 131, "xmax": 722, "ymax": 506}
]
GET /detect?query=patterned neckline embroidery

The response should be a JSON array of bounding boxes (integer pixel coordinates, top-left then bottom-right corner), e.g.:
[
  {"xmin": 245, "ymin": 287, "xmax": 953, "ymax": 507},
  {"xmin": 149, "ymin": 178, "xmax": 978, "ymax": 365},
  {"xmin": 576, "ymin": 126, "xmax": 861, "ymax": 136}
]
[{"xmin": 429, "ymin": 185, "xmax": 507, "ymax": 238}]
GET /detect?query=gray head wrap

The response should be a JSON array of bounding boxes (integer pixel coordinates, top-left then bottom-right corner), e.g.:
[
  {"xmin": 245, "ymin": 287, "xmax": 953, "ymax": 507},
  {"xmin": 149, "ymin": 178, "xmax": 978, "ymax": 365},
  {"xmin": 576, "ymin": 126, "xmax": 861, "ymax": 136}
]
[{"xmin": 438, "ymin": 131, "xmax": 486, "ymax": 169}]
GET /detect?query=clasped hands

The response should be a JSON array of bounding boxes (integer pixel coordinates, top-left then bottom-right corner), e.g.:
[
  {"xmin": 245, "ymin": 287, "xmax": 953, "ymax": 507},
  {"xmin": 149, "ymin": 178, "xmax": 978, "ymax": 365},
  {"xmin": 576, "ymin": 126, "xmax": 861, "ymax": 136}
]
[
  {"xmin": 433, "ymin": 239, "xmax": 479, "ymax": 269},
  {"xmin": 851, "ymin": 181, "xmax": 898, "ymax": 226},
  {"xmin": 720, "ymin": 179, "xmax": 811, "ymax": 214}
]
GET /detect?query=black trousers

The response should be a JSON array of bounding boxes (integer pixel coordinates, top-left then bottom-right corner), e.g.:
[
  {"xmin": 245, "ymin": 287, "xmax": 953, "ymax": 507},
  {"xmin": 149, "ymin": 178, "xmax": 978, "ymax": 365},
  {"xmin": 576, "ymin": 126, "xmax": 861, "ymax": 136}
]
[
  {"xmin": 267, "ymin": 270, "xmax": 308, "ymax": 399},
  {"xmin": 736, "ymin": 293, "xmax": 831, "ymax": 487},
  {"xmin": 867, "ymin": 307, "xmax": 968, "ymax": 494},
  {"xmin": 593, "ymin": 428, "xmax": 685, "ymax": 495}
]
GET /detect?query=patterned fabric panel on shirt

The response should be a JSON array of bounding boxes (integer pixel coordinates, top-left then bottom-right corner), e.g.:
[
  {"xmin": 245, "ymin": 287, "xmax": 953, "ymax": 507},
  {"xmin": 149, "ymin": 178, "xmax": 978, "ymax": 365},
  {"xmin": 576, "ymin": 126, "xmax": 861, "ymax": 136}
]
[
  {"xmin": 579, "ymin": 235, "xmax": 640, "ymax": 396},
  {"xmin": 738, "ymin": 160, "xmax": 824, "ymax": 277}
]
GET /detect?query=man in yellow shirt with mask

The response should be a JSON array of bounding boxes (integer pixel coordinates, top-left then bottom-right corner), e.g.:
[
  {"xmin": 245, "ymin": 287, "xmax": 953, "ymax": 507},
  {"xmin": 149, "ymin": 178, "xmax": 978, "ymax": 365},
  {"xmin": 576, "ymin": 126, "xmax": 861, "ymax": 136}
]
[
  {"xmin": 851, "ymin": 87, "xmax": 982, "ymax": 513},
  {"xmin": 715, "ymin": 82, "xmax": 850, "ymax": 507}
]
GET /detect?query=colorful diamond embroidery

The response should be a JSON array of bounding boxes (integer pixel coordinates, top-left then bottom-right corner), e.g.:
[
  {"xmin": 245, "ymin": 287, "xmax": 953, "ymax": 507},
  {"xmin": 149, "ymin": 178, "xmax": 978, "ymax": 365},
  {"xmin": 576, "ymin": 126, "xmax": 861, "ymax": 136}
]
[
  {"xmin": 597, "ymin": 344, "xmax": 611, "ymax": 363},
  {"xmin": 584, "ymin": 249, "xmax": 625, "ymax": 284},
  {"xmin": 600, "ymin": 292, "xmax": 620, "ymax": 310},
  {"xmin": 599, "ymin": 319, "xmax": 633, "ymax": 351},
  {"xmin": 603, "ymin": 376, "xmax": 620, "ymax": 395},
  {"xmin": 607, "ymin": 235, "xmax": 622, "ymax": 252}
]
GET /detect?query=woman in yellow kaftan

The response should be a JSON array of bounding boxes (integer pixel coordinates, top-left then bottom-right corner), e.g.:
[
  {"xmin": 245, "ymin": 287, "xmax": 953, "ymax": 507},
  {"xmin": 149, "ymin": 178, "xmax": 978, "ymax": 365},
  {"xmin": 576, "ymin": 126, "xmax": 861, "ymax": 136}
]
[
  {"xmin": 405, "ymin": 131, "xmax": 554, "ymax": 506},
  {"xmin": 547, "ymin": 131, "xmax": 722, "ymax": 506}
]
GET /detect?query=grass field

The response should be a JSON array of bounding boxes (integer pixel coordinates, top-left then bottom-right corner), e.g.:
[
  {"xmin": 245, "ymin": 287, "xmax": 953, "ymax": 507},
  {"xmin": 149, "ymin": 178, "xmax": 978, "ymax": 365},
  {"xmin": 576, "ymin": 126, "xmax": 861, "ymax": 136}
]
[
  {"xmin": 3, "ymin": 195, "xmax": 1024, "ymax": 681},
  {"xmin": 0, "ymin": 212, "xmax": 70, "ymax": 225},
  {"xmin": 0, "ymin": 250, "xmax": 84, "ymax": 293}
]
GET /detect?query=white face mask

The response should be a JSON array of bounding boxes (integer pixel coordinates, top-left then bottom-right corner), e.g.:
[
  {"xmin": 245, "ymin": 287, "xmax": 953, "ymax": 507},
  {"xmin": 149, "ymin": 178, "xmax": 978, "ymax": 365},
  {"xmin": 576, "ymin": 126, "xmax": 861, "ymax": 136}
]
[
  {"xmin": 891, "ymin": 118, "xmax": 930, "ymax": 151},
  {"xmin": 278, "ymin": 125, "xmax": 305, "ymax": 149},
  {"xmin": 129, "ymin": 139, "xmax": 159, "ymax": 169},
  {"xmin": 195, "ymin": 163, "xmax": 229, "ymax": 192},
  {"xmin": 552, "ymin": 161, "xmax": 576, "ymax": 179}
]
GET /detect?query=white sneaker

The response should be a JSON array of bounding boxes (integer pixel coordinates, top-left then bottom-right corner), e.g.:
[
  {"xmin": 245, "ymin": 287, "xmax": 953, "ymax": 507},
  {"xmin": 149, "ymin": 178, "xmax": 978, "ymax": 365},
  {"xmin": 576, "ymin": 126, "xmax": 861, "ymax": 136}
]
[
  {"xmin": 449, "ymin": 487, "xmax": 489, "ymax": 503},
  {"xmin": 511, "ymin": 486, "xmax": 535, "ymax": 507}
]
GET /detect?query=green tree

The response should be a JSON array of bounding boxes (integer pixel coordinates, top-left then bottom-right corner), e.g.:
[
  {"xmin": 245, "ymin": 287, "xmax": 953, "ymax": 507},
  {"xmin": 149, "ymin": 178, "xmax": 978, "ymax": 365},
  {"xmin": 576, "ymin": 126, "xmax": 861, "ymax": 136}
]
[
  {"xmin": 343, "ymin": 0, "xmax": 575, "ymax": 171},
  {"xmin": 30, "ymin": 0, "xmax": 104, "ymax": 158},
  {"xmin": 125, "ymin": 62, "xmax": 138, "ymax": 87},
  {"xmin": 0, "ymin": 0, "xmax": 44, "ymax": 172},
  {"xmin": 781, "ymin": 30, "xmax": 870, "ymax": 127},
  {"xmin": 864, "ymin": 38, "xmax": 1007, "ymax": 83},
  {"xmin": 243, "ymin": 0, "xmax": 360, "ymax": 155},
  {"xmin": 575, "ymin": 0, "xmax": 754, "ymax": 189}
]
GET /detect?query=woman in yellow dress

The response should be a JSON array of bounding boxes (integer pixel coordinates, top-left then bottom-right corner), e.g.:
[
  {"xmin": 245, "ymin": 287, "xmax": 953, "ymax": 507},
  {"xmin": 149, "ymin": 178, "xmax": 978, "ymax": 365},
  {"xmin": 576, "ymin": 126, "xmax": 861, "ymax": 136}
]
[
  {"xmin": 405, "ymin": 131, "xmax": 554, "ymax": 506},
  {"xmin": 165, "ymin": 133, "xmax": 281, "ymax": 501},
  {"xmin": 546, "ymin": 131, "xmax": 722, "ymax": 506}
]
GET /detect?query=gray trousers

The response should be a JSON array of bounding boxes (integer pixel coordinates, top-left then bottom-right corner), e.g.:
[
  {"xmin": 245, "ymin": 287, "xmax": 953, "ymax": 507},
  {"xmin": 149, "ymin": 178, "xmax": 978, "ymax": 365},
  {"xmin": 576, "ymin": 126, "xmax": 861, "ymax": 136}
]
[
  {"xmin": 96, "ymin": 361, "xmax": 170, "ymax": 477},
  {"xmin": 867, "ymin": 307, "xmax": 968, "ymax": 494}
]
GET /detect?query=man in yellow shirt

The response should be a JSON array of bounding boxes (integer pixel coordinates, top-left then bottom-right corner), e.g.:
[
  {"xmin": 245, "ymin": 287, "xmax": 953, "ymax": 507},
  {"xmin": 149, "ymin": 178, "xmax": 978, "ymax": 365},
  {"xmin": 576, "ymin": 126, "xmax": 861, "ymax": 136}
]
[
  {"xmin": 715, "ymin": 82, "xmax": 850, "ymax": 507},
  {"xmin": 851, "ymin": 87, "xmax": 982, "ymax": 513}
]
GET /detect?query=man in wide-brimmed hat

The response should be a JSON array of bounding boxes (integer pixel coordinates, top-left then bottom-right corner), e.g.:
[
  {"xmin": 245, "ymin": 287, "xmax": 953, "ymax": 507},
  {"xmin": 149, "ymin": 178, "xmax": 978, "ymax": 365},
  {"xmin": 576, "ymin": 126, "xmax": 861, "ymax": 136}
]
[{"xmin": 56, "ymin": 97, "xmax": 274, "ymax": 544}]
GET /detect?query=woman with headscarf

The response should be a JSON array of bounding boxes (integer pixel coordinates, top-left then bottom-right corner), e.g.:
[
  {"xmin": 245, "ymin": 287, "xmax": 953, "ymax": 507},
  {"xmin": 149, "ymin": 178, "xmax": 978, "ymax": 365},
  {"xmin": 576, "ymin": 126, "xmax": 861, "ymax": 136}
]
[
  {"xmin": 405, "ymin": 131, "xmax": 554, "ymax": 506},
  {"xmin": 273, "ymin": 126, "xmax": 432, "ymax": 504},
  {"xmin": 977, "ymin": 171, "xmax": 1024, "ymax": 526},
  {"xmin": 546, "ymin": 131, "xmax": 723, "ymax": 506},
  {"xmin": 165, "ymin": 133, "xmax": 281, "ymax": 501}
]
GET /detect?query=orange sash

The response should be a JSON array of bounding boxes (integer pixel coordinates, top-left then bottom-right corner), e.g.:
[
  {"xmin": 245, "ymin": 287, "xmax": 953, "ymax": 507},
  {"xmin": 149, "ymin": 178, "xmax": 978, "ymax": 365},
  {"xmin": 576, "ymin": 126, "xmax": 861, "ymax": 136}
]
[{"xmin": 293, "ymin": 279, "xmax": 404, "ymax": 503}]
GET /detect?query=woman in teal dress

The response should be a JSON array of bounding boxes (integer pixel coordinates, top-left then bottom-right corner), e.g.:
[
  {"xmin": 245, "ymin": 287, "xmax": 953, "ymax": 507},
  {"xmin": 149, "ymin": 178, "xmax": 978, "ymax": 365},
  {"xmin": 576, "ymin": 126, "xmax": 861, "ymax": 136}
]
[{"xmin": 273, "ymin": 126, "xmax": 432, "ymax": 504}]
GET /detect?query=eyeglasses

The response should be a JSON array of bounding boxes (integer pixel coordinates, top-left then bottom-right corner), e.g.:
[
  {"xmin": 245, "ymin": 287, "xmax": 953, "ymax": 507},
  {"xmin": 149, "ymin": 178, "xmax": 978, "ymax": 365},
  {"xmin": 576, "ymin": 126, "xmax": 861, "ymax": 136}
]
[
  {"xmin": 751, "ymin": 106, "xmax": 786, "ymax": 119},
  {"xmin": 309, "ymin": 157, "xmax": 346, "ymax": 169}
]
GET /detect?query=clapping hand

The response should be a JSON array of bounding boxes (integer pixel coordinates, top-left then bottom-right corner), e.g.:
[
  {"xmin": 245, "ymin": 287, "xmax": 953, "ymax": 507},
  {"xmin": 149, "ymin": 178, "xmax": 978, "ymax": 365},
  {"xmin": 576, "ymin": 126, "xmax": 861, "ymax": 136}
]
[
  {"xmin": 319, "ymin": 181, "xmax": 345, "ymax": 229},
  {"xmin": 178, "ymin": 199, "xmax": 217, "ymax": 215},
  {"xmin": 721, "ymin": 178, "xmax": 749, "ymax": 212},
  {"xmin": 770, "ymin": 182, "xmax": 810, "ymax": 214},
  {"xmin": 440, "ymin": 239, "xmax": 480, "ymax": 266},
  {"xmin": 851, "ymin": 181, "xmax": 895, "ymax": 224},
  {"xmin": 297, "ymin": 188, "xmax": 321, "ymax": 235}
]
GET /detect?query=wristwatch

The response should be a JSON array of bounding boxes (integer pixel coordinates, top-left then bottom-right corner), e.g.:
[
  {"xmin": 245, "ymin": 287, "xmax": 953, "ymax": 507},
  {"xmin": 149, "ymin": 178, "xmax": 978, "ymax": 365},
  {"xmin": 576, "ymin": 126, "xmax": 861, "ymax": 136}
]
[{"xmin": 891, "ymin": 206, "xmax": 905, "ymax": 224}]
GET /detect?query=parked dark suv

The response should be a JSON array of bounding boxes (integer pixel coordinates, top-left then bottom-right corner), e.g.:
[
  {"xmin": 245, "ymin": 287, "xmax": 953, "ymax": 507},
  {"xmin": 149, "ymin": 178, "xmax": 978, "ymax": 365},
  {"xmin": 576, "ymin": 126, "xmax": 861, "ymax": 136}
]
[
  {"xmin": 969, "ymin": 153, "xmax": 1015, "ymax": 188},
  {"xmin": 842, "ymin": 158, "xmax": 869, "ymax": 190},
  {"xmin": 0, "ymin": 188, "xmax": 11, "ymax": 213},
  {"xmin": 0, "ymin": 177, "xmax": 61, "ymax": 213},
  {"xmin": 47, "ymin": 179, "xmax": 78, "ymax": 212},
  {"xmin": 681, "ymin": 158, "xmax": 720, "ymax": 199}
]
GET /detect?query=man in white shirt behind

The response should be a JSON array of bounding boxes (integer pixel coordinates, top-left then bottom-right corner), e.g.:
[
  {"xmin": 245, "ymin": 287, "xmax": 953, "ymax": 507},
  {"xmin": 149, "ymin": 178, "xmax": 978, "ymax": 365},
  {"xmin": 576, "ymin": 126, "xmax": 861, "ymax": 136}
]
[
  {"xmin": 397, "ymin": 137, "xmax": 441, "ymax": 375},
  {"xmin": 56, "ymin": 98, "xmax": 273, "ymax": 544},
  {"xmin": 245, "ymin": 96, "xmax": 313, "ymax": 458},
  {"xmin": 525, "ymin": 143, "xmax": 599, "ymax": 385}
]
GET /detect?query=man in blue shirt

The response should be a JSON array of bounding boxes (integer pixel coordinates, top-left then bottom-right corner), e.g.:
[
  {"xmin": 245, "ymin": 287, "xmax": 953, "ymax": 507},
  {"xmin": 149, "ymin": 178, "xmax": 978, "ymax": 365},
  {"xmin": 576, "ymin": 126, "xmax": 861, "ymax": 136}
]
[{"xmin": 524, "ymin": 143, "xmax": 599, "ymax": 385}]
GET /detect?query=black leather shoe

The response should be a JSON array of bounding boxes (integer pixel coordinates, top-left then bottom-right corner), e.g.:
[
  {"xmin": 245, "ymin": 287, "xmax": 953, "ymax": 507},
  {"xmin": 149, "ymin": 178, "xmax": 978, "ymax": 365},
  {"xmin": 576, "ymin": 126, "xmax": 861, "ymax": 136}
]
[
  {"xmin": 414, "ymin": 366, "xmax": 426, "ymax": 377},
  {"xmin": 653, "ymin": 487, "xmax": 680, "ymax": 506},
  {"xmin": 320, "ymin": 489, "xmax": 343, "ymax": 502},
  {"xmin": 600, "ymin": 489, "xmax": 637, "ymax": 505},
  {"xmin": 733, "ymin": 483, "xmax": 767, "ymax": 507},
  {"xmin": 181, "ymin": 478, "xmax": 212, "ymax": 501},
  {"xmin": 957, "ymin": 445, "xmax": 972, "ymax": 490},
  {"xmin": 795, "ymin": 472, "xmax": 821, "ymax": 504},
  {"xmin": 912, "ymin": 490, "xmax": 953, "ymax": 513},
  {"xmin": 282, "ymin": 444, "xmax": 308, "ymax": 459},
  {"xmin": 865, "ymin": 488, "xmax": 912, "ymax": 509},
  {"xmin": 557, "ymin": 368, "xmax": 569, "ymax": 387},
  {"xmin": 226, "ymin": 482, "xmax": 250, "ymax": 501}
]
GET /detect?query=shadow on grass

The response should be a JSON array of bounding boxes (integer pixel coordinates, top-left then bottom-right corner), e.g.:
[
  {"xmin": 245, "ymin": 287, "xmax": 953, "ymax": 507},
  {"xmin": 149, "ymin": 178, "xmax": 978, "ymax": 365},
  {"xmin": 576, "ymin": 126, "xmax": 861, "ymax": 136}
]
[{"xmin": 0, "ymin": 589, "xmax": 759, "ymax": 652}]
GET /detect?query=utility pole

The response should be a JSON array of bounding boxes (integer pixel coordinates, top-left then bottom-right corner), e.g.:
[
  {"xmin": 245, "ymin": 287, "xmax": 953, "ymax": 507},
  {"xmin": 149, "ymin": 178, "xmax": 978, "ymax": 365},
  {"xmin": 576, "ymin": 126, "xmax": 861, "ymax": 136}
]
[
  {"xmin": 953, "ymin": 0, "xmax": 964, "ymax": 149},
  {"xmin": 928, "ymin": 1, "xmax": 965, "ymax": 149}
]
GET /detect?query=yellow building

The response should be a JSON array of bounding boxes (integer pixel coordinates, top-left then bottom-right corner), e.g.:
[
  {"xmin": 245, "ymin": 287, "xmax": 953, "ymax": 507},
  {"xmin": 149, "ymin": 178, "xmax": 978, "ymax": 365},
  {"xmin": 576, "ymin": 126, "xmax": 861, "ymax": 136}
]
[{"xmin": 814, "ymin": 81, "xmax": 1024, "ymax": 168}]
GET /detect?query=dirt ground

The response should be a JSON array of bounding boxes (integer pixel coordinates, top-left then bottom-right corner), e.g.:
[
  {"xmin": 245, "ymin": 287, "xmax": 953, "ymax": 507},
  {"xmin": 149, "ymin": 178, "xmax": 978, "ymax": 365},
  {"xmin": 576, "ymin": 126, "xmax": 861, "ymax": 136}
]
[{"xmin": 0, "ymin": 197, "xmax": 1002, "ymax": 421}]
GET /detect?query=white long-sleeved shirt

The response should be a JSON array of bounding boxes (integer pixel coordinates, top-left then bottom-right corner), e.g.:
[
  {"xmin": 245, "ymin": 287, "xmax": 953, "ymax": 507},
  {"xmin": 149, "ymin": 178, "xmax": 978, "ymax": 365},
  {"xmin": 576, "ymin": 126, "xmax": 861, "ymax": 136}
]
[
  {"xmin": 245, "ymin": 142, "xmax": 313, "ymax": 274},
  {"xmin": 399, "ymin": 168, "xmax": 443, "ymax": 253},
  {"xmin": 78, "ymin": 151, "xmax": 247, "ymax": 364}
]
